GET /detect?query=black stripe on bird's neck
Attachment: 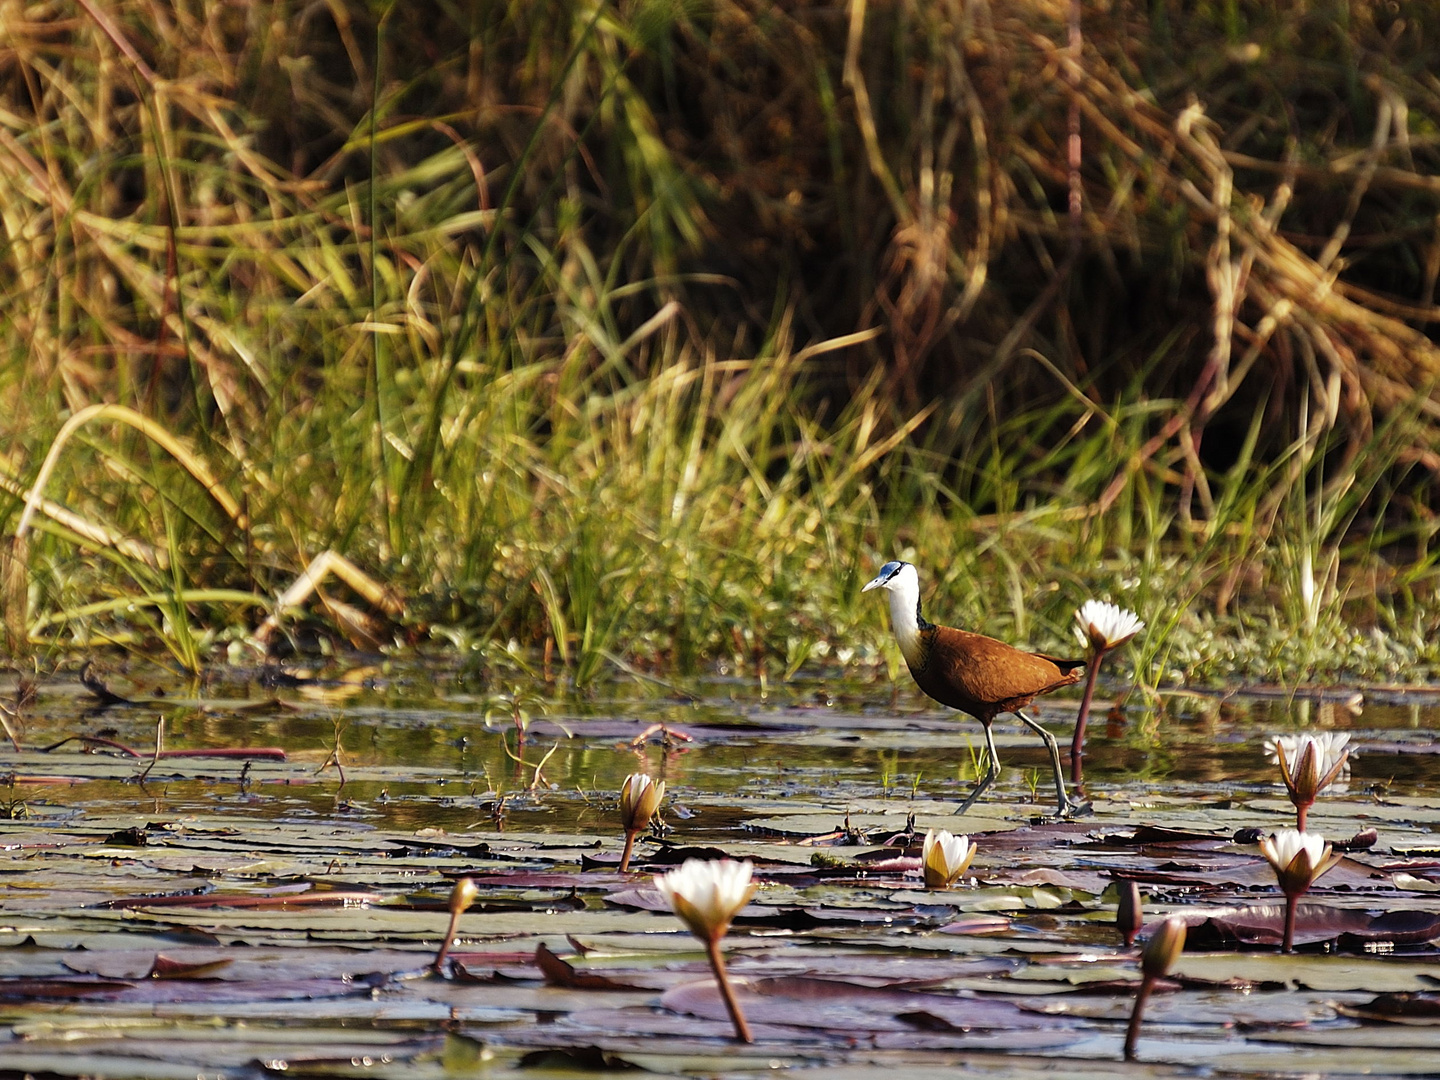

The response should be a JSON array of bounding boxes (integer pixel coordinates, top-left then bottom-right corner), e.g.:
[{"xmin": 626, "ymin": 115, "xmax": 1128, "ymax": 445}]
[{"xmin": 915, "ymin": 597, "xmax": 934, "ymax": 632}]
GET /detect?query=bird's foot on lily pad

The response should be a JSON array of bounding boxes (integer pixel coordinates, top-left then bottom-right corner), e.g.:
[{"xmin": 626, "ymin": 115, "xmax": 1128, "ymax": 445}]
[{"xmin": 1057, "ymin": 795, "xmax": 1093, "ymax": 819}]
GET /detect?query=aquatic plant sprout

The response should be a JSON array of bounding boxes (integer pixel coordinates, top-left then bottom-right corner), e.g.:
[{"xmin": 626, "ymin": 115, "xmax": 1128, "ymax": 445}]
[
  {"xmin": 921, "ymin": 829, "xmax": 976, "ymax": 889},
  {"xmin": 655, "ymin": 859, "xmax": 757, "ymax": 1042}
]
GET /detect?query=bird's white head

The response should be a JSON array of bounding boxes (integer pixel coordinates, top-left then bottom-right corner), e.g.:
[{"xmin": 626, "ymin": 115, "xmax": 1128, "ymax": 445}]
[
  {"xmin": 863, "ymin": 560, "xmax": 924, "ymax": 664},
  {"xmin": 862, "ymin": 560, "xmax": 915, "ymax": 595}
]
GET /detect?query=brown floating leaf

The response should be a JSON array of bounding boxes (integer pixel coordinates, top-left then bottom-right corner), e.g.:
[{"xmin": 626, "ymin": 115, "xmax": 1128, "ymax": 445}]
[
  {"xmin": 1336, "ymin": 828, "xmax": 1380, "ymax": 852},
  {"xmin": 1336, "ymin": 992, "xmax": 1440, "ymax": 1025},
  {"xmin": 147, "ymin": 954, "xmax": 236, "ymax": 979},
  {"xmin": 535, "ymin": 943, "xmax": 646, "ymax": 990},
  {"xmin": 0, "ymin": 977, "xmax": 134, "ymax": 999}
]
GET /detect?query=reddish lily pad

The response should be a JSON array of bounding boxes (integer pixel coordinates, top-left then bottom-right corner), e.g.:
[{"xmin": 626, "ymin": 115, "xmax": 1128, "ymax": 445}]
[
  {"xmin": 660, "ymin": 975, "xmax": 1075, "ymax": 1033},
  {"xmin": 1181, "ymin": 905, "xmax": 1440, "ymax": 949}
]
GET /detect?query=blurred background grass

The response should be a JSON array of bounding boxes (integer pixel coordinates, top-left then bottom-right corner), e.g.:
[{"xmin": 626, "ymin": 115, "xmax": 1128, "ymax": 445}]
[{"xmin": 2, "ymin": 0, "xmax": 1440, "ymax": 686}]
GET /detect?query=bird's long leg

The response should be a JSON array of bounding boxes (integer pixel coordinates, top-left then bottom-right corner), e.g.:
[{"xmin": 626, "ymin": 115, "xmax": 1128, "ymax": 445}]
[
  {"xmin": 1015, "ymin": 708, "xmax": 1082, "ymax": 816},
  {"xmin": 955, "ymin": 721, "xmax": 1001, "ymax": 815}
]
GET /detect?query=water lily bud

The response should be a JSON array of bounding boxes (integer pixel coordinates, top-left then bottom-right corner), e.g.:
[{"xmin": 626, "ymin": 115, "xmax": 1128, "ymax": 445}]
[
  {"xmin": 1116, "ymin": 880, "xmax": 1142, "ymax": 946},
  {"xmin": 433, "ymin": 876, "xmax": 481, "ymax": 973},
  {"xmin": 448, "ymin": 877, "xmax": 479, "ymax": 917},
  {"xmin": 921, "ymin": 829, "xmax": 976, "ymax": 889},
  {"xmin": 1259, "ymin": 828, "xmax": 1342, "ymax": 897},
  {"xmin": 620, "ymin": 773, "xmax": 665, "ymax": 832},
  {"xmin": 1140, "ymin": 917, "xmax": 1186, "ymax": 978},
  {"xmin": 1265, "ymin": 732, "xmax": 1352, "ymax": 799},
  {"xmin": 1073, "ymin": 600, "xmax": 1144, "ymax": 653},
  {"xmin": 1286, "ymin": 741, "xmax": 1321, "ymax": 802},
  {"xmin": 654, "ymin": 859, "xmax": 757, "ymax": 944}
]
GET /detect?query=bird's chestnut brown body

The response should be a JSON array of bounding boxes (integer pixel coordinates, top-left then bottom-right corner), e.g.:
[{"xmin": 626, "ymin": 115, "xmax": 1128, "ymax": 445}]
[{"xmin": 907, "ymin": 624, "xmax": 1085, "ymax": 722}]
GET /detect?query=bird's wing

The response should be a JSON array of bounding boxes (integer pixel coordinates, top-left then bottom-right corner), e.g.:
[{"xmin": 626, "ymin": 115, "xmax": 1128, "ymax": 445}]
[
  {"xmin": 927, "ymin": 627, "xmax": 1082, "ymax": 707},
  {"xmin": 1034, "ymin": 652, "xmax": 1087, "ymax": 675}
]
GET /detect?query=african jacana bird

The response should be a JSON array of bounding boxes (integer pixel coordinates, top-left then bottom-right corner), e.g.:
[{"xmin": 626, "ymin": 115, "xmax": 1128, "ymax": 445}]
[{"xmin": 863, "ymin": 560, "xmax": 1086, "ymax": 816}]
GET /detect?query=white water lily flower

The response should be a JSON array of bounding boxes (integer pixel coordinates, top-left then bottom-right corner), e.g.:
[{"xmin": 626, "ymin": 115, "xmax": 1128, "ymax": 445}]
[
  {"xmin": 620, "ymin": 773, "xmax": 665, "ymax": 832},
  {"xmin": 654, "ymin": 859, "xmax": 757, "ymax": 943},
  {"xmin": 1074, "ymin": 600, "xmax": 1145, "ymax": 652},
  {"xmin": 921, "ymin": 829, "xmax": 977, "ymax": 889},
  {"xmin": 1259, "ymin": 828, "xmax": 1340, "ymax": 896}
]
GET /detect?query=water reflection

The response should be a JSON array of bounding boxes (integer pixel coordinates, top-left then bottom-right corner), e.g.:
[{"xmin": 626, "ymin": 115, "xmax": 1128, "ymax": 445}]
[{"xmin": 2, "ymin": 667, "xmax": 1435, "ymax": 838}]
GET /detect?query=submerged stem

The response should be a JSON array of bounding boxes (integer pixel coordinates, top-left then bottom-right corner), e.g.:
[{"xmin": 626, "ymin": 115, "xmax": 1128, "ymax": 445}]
[
  {"xmin": 705, "ymin": 937, "xmax": 753, "ymax": 1043},
  {"xmin": 1123, "ymin": 973, "xmax": 1154, "ymax": 1061}
]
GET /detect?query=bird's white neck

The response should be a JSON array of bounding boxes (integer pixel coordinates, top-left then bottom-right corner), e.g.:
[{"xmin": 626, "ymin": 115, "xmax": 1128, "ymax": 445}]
[{"xmin": 883, "ymin": 567, "xmax": 926, "ymax": 667}]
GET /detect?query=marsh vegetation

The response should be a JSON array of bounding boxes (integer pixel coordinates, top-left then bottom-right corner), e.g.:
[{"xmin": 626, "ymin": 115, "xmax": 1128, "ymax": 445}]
[{"xmin": 2, "ymin": 2, "xmax": 1440, "ymax": 686}]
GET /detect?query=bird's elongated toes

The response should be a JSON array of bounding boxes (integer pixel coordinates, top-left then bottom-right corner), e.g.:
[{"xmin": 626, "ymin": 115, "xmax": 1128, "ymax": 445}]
[{"xmin": 1059, "ymin": 795, "xmax": 1094, "ymax": 819}]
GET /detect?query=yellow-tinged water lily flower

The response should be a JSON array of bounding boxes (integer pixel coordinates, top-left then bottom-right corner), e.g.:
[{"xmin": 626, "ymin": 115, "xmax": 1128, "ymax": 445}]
[
  {"xmin": 655, "ymin": 858, "xmax": 757, "ymax": 943},
  {"xmin": 1069, "ymin": 600, "xmax": 1145, "ymax": 783},
  {"xmin": 1126, "ymin": 917, "xmax": 1186, "ymax": 1060},
  {"xmin": 1259, "ymin": 828, "xmax": 1344, "ymax": 952},
  {"xmin": 921, "ymin": 829, "xmax": 976, "ymax": 889},
  {"xmin": 618, "ymin": 773, "xmax": 665, "ymax": 872},
  {"xmin": 655, "ymin": 859, "xmax": 757, "ymax": 1042},
  {"xmin": 1265, "ymin": 733, "xmax": 1351, "ymax": 829},
  {"xmin": 1073, "ymin": 599, "xmax": 1145, "ymax": 653},
  {"xmin": 620, "ymin": 773, "xmax": 665, "ymax": 830}
]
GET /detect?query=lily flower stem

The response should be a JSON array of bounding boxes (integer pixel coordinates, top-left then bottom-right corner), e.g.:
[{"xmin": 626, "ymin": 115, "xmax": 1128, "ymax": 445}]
[
  {"xmin": 1123, "ymin": 973, "xmax": 1155, "ymax": 1061},
  {"xmin": 431, "ymin": 908, "xmax": 464, "ymax": 974},
  {"xmin": 1295, "ymin": 802, "xmax": 1309, "ymax": 832},
  {"xmin": 705, "ymin": 937, "xmax": 753, "ymax": 1043},
  {"xmin": 1069, "ymin": 650, "xmax": 1106, "ymax": 783},
  {"xmin": 619, "ymin": 829, "xmax": 638, "ymax": 873},
  {"xmin": 1283, "ymin": 893, "xmax": 1298, "ymax": 953}
]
